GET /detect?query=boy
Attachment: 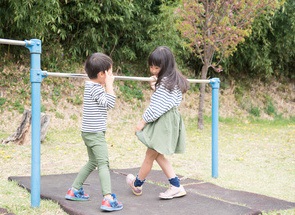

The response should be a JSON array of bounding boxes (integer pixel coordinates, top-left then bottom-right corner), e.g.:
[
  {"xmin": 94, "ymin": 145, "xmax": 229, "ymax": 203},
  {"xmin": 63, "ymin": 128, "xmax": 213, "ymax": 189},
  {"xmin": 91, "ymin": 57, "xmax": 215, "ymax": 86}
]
[{"xmin": 65, "ymin": 53, "xmax": 123, "ymax": 212}]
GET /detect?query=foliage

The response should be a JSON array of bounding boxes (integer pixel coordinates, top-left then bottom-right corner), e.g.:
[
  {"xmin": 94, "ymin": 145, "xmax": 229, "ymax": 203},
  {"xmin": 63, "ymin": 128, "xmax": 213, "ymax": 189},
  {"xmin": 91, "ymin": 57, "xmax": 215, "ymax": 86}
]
[
  {"xmin": 1, "ymin": 0, "xmax": 294, "ymax": 122},
  {"xmin": 118, "ymin": 81, "xmax": 144, "ymax": 102},
  {"xmin": 226, "ymin": 0, "xmax": 295, "ymax": 79},
  {"xmin": 1, "ymin": 0, "xmax": 294, "ymax": 80},
  {"xmin": 0, "ymin": 0, "xmax": 62, "ymax": 66},
  {"xmin": 264, "ymin": 96, "xmax": 277, "ymax": 116},
  {"xmin": 175, "ymin": 0, "xmax": 282, "ymax": 129},
  {"xmin": 0, "ymin": 0, "xmax": 185, "ymax": 72},
  {"xmin": 176, "ymin": 0, "xmax": 283, "ymax": 74},
  {"xmin": 249, "ymin": 106, "xmax": 261, "ymax": 117},
  {"xmin": 0, "ymin": 98, "xmax": 6, "ymax": 107}
]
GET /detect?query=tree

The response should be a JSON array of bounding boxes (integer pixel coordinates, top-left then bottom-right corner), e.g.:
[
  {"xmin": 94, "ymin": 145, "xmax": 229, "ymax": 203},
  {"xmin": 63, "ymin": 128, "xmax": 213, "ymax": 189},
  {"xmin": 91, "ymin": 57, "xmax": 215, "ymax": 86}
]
[
  {"xmin": 227, "ymin": 0, "xmax": 295, "ymax": 79},
  {"xmin": 0, "ymin": 0, "xmax": 172, "ymax": 68},
  {"xmin": 176, "ymin": 0, "xmax": 282, "ymax": 129}
]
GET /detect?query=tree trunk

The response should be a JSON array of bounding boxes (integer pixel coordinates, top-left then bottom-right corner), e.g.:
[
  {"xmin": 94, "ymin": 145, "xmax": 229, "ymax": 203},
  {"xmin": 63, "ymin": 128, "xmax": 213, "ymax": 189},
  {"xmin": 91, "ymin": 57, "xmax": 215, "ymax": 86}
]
[
  {"xmin": 197, "ymin": 64, "xmax": 209, "ymax": 130},
  {"xmin": 1, "ymin": 109, "xmax": 50, "ymax": 145}
]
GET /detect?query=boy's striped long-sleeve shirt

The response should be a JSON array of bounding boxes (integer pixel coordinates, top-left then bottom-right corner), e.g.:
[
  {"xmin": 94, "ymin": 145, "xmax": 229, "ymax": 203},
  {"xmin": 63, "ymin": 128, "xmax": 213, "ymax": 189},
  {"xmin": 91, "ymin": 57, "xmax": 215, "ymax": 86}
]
[
  {"xmin": 81, "ymin": 81, "xmax": 116, "ymax": 132},
  {"xmin": 143, "ymin": 83, "xmax": 182, "ymax": 123}
]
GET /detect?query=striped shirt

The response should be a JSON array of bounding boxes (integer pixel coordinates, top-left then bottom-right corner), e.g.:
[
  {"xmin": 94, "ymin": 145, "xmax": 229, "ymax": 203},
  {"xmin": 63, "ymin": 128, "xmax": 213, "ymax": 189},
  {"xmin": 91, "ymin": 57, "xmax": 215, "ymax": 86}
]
[
  {"xmin": 81, "ymin": 81, "xmax": 116, "ymax": 132},
  {"xmin": 143, "ymin": 83, "xmax": 182, "ymax": 123}
]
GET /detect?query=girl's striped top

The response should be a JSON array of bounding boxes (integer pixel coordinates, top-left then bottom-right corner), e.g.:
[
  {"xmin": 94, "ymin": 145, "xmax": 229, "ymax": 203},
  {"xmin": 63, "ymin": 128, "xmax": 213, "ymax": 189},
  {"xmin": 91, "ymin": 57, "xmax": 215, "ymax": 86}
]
[
  {"xmin": 143, "ymin": 83, "xmax": 182, "ymax": 123},
  {"xmin": 81, "ymin": 81, "xmax": 116, "ymax": 132}
]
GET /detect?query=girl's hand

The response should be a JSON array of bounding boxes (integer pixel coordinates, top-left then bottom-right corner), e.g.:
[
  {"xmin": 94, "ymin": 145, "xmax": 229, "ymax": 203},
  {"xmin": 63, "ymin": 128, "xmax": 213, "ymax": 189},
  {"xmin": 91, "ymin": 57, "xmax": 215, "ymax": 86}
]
[
  {"xmin": 150, "ymin": 75, "xmax": 157, "ymax": 91},
  {"xmin": 135, "ymin": 119, "xmax": 146, "ymax": 132}
]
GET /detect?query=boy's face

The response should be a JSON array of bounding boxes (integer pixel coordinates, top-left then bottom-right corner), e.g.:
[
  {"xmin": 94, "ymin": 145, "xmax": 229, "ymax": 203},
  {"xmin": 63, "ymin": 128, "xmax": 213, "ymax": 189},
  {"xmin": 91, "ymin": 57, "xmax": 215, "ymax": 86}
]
[{"xmin": 97, "ymin": 66, "xmax": 112, "ymax": 85}]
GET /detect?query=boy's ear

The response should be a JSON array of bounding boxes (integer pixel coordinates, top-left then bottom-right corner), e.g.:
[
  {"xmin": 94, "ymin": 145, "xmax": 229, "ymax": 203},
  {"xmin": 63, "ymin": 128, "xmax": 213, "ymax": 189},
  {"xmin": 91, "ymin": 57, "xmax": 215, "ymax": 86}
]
[{"xmin": 97, "ymin": 71, "xmax": 105, "ymax": 78}]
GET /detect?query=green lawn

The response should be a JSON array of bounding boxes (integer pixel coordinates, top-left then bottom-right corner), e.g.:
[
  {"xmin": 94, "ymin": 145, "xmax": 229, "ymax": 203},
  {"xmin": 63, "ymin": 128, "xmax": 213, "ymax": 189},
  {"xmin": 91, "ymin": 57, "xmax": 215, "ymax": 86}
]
[{"xmin": 0, "ymin": 117, "xmax": 294, "ymax": 215}]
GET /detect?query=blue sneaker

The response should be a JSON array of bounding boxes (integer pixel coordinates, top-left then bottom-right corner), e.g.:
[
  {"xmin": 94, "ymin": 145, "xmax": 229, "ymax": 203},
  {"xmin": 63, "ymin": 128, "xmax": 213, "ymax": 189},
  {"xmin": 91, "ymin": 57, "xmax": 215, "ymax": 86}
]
[
  {"xmin": 100, "ymin": 193, "xmax": 123, "ymax": 211},
  {"xmin": 65, "ymin": 187, "xmax": 90, "ymax": 201}
]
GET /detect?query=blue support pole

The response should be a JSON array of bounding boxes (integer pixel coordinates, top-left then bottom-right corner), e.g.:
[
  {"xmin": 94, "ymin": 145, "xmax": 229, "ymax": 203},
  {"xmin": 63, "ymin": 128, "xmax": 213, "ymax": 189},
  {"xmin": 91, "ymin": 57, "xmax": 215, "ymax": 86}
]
[
  {"xmin": 25, "ymin": 39, "xmax": 42, "ymax": 207},
  {"xmin": 210, "ymin": 78, "xmax": 220, "ymax": 178}
]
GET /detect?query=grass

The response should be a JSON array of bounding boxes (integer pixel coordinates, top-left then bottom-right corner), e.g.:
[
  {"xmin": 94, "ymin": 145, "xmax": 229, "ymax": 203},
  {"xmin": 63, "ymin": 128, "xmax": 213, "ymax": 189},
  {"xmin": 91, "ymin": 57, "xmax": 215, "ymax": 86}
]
[{"xmin": 0, "ymin": 114, "xmax": 294, "ymax": 214}]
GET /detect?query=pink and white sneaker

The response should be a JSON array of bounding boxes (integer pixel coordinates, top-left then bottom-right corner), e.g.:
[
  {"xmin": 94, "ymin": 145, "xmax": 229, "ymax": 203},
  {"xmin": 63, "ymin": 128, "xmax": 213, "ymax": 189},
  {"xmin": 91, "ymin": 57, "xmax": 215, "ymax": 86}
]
[
  {"xmin": 126, "ymin": 174, "xmax": 143, "ymax": 196},
  {"xmin": 159, "ymin": 185, "xmax": 186, "ymax": 199}
]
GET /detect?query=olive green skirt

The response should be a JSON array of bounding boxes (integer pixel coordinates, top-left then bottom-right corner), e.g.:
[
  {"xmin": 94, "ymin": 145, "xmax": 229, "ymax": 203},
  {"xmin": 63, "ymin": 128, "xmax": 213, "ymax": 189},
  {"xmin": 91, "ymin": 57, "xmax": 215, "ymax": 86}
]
[{"xmin": 136, "ymin": 107, "xmax": 186, "ymax": 155}]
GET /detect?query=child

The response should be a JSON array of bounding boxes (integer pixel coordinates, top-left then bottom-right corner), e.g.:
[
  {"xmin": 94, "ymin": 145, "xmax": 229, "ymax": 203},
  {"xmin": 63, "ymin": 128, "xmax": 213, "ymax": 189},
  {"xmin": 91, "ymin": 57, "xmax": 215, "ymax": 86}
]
[
  {"xmin": 65, "ymin": 52, "xmax": 123, "ymax": 212},
  {"xmin": 126, "ymin": 46, "xmax": 190, "ymax": 199}
]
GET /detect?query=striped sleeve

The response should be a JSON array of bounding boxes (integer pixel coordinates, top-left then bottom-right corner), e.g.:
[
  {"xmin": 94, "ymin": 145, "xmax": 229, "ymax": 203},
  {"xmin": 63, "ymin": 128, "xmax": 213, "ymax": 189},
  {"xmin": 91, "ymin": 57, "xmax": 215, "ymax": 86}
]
[
  {"xmin": 142, "ymin": 84, "xmax": 182, "ymax": 123},
  {"xmin": 81, "ymin": 81, "xmax": 116, "ymax": 132},
  {"xmin": 90, "ymin": 85, "xmax": 116, "ymax": 109}
]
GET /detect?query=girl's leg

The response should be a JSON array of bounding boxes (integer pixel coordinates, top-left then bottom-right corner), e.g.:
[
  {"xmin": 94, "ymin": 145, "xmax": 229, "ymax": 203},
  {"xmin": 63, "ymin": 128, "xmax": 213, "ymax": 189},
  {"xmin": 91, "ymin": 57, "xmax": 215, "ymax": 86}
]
[
  {"xmin": 156, "ymin": 154, "xmax": 186, "ymax": 199},
  {"xmin": 156, "ymin": 154, "xmax": 180, "ymax": 187},
  {"xmin": 155, "ymin": 154, "xmax": 176, "ymax": 179},
  {"xmin": 137, "ymin": 148, "xmax": 159, "ymax": 180},
  {"xmin": 127, "ymin": 148, "xmax": 158, "ymax": 195}
]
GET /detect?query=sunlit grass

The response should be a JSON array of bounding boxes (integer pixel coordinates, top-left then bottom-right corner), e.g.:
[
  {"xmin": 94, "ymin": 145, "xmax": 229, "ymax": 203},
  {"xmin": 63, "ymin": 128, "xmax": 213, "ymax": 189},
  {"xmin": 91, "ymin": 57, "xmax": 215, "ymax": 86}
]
[{"xmin": 0, "ymin": 116, "xmax": 294, "ymax": 214}]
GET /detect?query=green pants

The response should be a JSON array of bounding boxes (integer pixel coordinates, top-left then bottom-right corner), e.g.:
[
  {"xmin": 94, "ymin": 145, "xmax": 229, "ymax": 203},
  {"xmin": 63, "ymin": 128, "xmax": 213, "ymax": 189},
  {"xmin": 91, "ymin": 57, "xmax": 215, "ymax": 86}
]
[{"xmin": 72, "ymin": 132, "xmax": 111, "ymax": 195}]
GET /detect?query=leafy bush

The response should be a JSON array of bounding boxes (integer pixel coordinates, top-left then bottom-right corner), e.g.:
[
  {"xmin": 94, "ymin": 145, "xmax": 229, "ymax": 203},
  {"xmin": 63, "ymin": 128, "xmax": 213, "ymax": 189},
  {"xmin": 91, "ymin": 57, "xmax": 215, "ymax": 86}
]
[
  {"xmin": 249, "ymin": 106, "xmax": 260, "ymax": 117},
  {"xmin": 118, "ymin": 81, "xmax": 144, "ymax": 102},
  {"xmin": 265, "ymin": 100, "xmax": 277, "ymax": 116},
  {"xmin": 0, "ymin": 97, "xmax": 6, "ymax": 107}
]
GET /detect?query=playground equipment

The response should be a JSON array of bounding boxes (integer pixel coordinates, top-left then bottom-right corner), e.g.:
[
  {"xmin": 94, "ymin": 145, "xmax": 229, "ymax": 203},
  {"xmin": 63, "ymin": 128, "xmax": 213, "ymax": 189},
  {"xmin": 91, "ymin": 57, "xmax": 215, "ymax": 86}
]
[{"xmin": 0, "ymin": 38, "xmax": 220, "ymax": 207}]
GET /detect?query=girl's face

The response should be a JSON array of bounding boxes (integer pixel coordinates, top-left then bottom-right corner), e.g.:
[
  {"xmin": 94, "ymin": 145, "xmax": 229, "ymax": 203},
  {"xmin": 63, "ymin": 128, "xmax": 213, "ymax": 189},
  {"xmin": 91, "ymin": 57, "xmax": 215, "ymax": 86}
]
[{"xmin": 149, "ymin": 65, "xmax": 161, "ymax": 76}]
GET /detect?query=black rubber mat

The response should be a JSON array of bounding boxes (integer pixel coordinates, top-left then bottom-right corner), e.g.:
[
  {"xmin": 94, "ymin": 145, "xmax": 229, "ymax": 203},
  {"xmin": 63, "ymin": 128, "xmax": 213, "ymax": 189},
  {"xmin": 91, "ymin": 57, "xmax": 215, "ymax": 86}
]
[{"xmin": 8, "ymin": 168, "xmax": 295, "ymax": 215}]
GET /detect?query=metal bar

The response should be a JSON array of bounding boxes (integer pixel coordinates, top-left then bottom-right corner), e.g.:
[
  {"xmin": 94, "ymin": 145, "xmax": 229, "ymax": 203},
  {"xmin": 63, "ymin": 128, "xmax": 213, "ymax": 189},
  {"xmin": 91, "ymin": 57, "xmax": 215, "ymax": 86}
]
[
  {"xmin": 26, "ymin": 39, "xmax": 42, "ymax": 207},
  {"xmin": 43, "ymin": 71, "xmax": 211, "ymax": 83},
  {"xmin": 43, "ymin": 72, "xmax": 88, "ymax": 79},
  {"xmin": 0, "ymin": 38, "xmax": 31, "ymax": 46},
  {"xmin": 210, "ymin": 78, "xmax": 220, "ymax": 178},
  {"xmin": 187, "ymin": 79, "xmax": 210, "ymax": 84}
]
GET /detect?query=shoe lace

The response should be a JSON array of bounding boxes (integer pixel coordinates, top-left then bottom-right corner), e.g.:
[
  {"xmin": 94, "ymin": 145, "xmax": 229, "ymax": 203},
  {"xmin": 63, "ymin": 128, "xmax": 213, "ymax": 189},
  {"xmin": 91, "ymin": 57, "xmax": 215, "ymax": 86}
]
[
  {"xmin": 163, "ymin": 186, "xmax": 175, "ymax": 194},
  {"xmin": 75, "ymin": 188, "xmax": 86, "ymax": 198}
]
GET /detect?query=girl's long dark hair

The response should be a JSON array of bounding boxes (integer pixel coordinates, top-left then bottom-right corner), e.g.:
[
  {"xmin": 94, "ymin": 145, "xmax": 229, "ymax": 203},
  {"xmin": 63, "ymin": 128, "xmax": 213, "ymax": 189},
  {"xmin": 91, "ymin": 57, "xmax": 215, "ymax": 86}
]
[{"xmin": 148, "ymin": 46, "xmax": 189, "ymax": 93}]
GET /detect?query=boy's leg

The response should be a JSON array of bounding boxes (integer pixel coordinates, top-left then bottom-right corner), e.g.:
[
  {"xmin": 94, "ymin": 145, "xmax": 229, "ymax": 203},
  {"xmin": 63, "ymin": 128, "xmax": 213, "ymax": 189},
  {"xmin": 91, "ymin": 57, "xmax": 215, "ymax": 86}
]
[
  {"xmin": 65, "ymin": 132, "xmax": 97, "ymax": 200},
  {"xmin": 91, "ymin": 132, "xmax": 112, "ymax": 196},
  {"xmin": 88, "ymin": 133, "xmax": 123, "ymax": 211},
  {"xmin": 72, "ymin": 133, "xmax": 97, "ymax": 190}
]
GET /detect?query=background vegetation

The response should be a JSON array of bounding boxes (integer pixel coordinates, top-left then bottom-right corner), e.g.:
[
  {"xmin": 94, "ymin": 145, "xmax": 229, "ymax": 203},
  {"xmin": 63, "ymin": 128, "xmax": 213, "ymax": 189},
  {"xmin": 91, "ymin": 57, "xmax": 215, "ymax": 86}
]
[
  {"xmin": 0, "ymin": 0, "xmax": 294, "ymax": 117},
  {"xmin": 0, "ymin": 0, "xmax": 294, "ymax": 80},
  {"xmin": 0, "ymin": 0, "xmax": 294, "ymax": 214}
]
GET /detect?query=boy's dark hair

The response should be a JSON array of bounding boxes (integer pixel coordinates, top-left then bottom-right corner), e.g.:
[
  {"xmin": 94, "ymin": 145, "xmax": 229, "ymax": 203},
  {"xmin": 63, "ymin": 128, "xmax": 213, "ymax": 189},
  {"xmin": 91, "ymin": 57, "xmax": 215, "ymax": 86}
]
[
  {"xmin": 84, "ymin": 53, "xmax": 113, "ymax": 79},
  {"xmin": 148, "ymin": 46, "xmax": 189, "ymax": 93}
]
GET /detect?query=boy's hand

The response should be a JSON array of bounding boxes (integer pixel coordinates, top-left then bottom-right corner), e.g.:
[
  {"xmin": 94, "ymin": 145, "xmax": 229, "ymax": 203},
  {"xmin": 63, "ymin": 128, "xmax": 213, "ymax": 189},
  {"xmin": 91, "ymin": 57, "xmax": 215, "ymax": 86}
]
[
  {"xmin": 105, "ymin": 68, "xmax": 114, "ymax": 85},
  {"xmin": 105, "ymin": 68, "xmax": 115, "ymax": 95}
]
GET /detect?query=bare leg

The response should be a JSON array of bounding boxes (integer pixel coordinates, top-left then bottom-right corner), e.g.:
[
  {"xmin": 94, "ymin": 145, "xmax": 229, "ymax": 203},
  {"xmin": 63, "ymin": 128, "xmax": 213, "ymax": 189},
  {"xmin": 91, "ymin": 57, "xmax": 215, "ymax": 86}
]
[
  {"xmin": 156, "ymin": 154, "xmax": 176, "ymax": 179},
  {"xmin": 137, "ymin": 148, "xmax": 159, "ymax": 180}
]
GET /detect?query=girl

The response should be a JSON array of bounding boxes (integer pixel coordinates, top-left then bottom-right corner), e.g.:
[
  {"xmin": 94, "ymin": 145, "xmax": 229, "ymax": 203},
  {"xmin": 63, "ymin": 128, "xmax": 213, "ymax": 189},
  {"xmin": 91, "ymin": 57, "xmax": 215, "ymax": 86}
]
[{"xmin": 126, "ymin": 46, "xmax": 190, "ymax": 199}]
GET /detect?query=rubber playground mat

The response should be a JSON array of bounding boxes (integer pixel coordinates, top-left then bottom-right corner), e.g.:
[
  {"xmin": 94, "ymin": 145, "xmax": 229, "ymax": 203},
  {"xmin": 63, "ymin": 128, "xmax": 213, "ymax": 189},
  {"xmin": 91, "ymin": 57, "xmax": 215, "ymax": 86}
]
[{"xmin": 8, "ymin": 168, "xmax": 295, "ymax": 215}]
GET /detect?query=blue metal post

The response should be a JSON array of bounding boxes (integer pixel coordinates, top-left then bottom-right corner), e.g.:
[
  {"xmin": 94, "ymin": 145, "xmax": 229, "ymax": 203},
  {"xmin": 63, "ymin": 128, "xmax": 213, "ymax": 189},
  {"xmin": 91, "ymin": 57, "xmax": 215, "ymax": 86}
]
[
  {"xmin": 25, "ymin": 39, "xmax": 42, "ymax": 207},
  {"xmin": 210, "ymin": 78, "xmax": 220, "ymax": 178}
]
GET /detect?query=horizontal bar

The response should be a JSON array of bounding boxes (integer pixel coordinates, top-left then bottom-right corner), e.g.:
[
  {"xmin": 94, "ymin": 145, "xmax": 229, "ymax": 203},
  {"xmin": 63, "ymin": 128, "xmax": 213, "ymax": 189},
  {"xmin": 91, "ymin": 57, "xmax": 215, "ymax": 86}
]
[
  {"xmin": 43, "ymin": 71, "xmax": 211, "ymax": 83},
  {"xmin": 0, "ymin": 38, "xmax": 31, "ymax": 46},
  {"xmin": 44, "ymin": 72, "xmax": 88, "ymax": 79},
  {"xmin": 188, "ymin": 79, "xmax": 211, "ymax": 84}
]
